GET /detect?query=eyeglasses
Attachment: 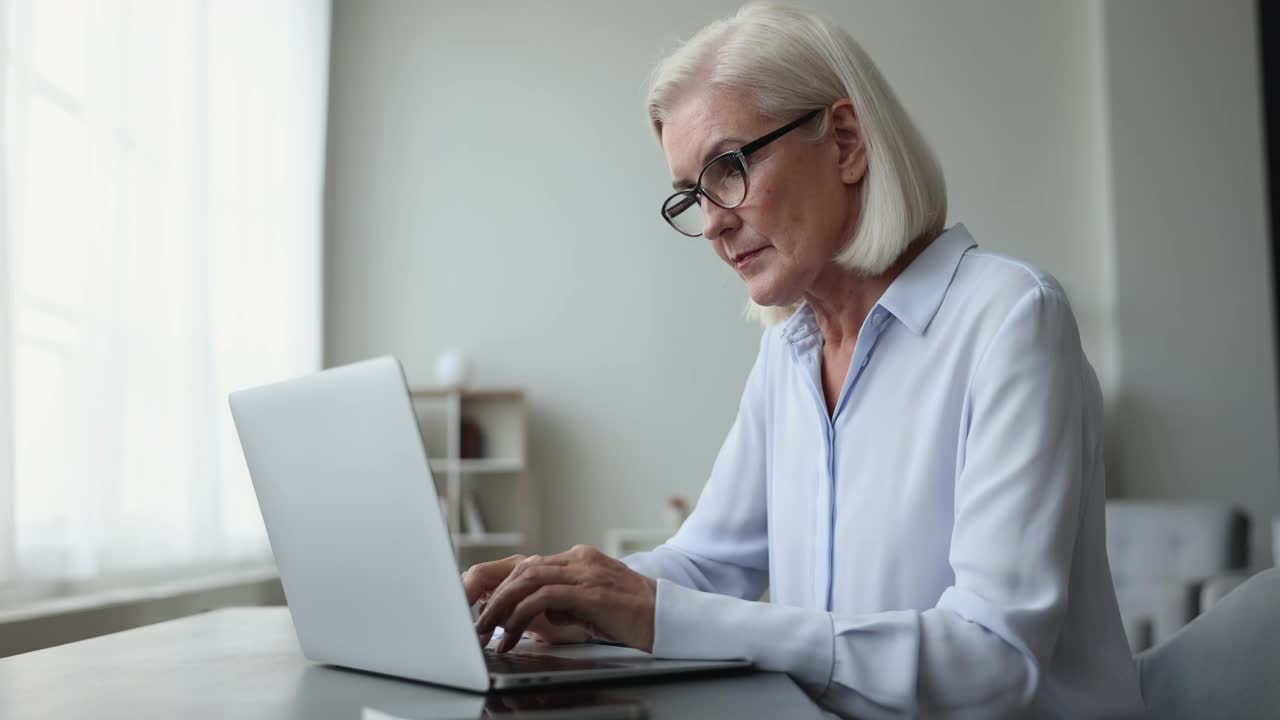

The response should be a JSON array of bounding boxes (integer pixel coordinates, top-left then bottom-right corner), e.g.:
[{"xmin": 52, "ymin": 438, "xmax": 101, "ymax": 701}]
[{"xmin": 661, "ymin": 108, "xmax": 822, "ymax": 237}]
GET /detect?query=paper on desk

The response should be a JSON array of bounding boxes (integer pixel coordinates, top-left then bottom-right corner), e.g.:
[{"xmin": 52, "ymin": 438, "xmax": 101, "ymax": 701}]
[{"xmin": 363, "ymin": 701, "xmax": 484, "ymax": 720}]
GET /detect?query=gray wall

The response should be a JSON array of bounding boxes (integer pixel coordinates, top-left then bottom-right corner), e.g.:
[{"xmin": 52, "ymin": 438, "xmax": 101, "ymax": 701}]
[
  {"xmin": 1103, "ymin": 0, "xmax": 1279, "ymax": 566},
  {"xmin": 324, "ymin": 0, "xmax": 1277, "ymax": 561}
]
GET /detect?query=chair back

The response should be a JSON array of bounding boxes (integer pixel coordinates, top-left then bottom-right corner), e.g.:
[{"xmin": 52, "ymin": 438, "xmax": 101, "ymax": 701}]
[{"xmin": 1136, "ymin": 568, "xmax": 1280, "ymax": 719}]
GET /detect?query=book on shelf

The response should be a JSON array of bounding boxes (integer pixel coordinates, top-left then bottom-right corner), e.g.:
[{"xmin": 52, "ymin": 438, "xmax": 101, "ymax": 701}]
[{"xmin": 461, "ymin": 491, "xmax": 487, "ymax": 536}]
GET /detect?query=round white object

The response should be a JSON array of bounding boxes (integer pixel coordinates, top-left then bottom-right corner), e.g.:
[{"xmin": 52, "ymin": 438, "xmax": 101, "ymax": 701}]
[{"xmin": 434, "ymin": 349, "xmax": 471, "ymax": 387}]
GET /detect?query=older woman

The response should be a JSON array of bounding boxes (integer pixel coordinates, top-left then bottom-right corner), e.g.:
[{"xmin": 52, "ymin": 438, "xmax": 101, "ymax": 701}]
[{"xmin": 465, "ymin": 4, "xmax": 1144, "ymax": 717}]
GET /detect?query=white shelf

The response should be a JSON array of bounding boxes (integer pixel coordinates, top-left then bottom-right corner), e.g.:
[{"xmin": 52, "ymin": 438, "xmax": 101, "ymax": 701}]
[
  {"xmin": 412, "ymin": 387, "xmax": 525, "ymax": 401},
  {"xmin": 410, "ymin": 383, "xmax": 533, "ymax": 563},
  {"xmin": 429, "ymin": 458, "xmax": 524, "ymax": 474},
  {"xmin": 451, "ymin": 532, "xmax": 525, "ymax": 548}
]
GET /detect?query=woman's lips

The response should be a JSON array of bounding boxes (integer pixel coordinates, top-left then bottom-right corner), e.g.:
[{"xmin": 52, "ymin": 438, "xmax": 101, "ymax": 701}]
[{"xmin": 733, "ymin": 246, "xmax": 768, "ymax": 268}]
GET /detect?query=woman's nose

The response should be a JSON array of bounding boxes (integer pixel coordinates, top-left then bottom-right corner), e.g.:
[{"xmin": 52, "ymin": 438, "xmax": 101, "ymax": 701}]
[{"xmin": 700, "ymin": 198, "xmax": 741, "ymax": 240}]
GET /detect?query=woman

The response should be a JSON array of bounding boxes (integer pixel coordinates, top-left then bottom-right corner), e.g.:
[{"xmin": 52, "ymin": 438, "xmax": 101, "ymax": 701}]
[{"xmin": 465, "ymin": 4, "xmax": 1144, "ymax": 717}]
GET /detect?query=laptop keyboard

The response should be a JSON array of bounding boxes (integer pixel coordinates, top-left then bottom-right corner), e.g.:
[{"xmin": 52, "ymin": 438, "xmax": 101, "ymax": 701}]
[{"xmin": 483, "ymin": 649, "xmax": 622, "ymax": 674}]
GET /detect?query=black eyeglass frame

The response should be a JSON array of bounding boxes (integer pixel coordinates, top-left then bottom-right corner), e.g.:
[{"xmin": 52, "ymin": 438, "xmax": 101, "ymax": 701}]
[{"xmin": 660, "ymin": 108, "xmax": 823, "ymax": 237}]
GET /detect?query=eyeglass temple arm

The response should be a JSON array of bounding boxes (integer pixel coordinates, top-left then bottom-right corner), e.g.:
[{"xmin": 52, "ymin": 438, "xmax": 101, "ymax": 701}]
[{"xmin": 740, "ymin": 108, "xmax": 823, "ymax": 156}]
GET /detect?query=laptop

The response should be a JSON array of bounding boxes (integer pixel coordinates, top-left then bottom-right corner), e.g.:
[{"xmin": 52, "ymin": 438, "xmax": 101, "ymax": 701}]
[{"xmin": 228, "ymin": 356, "xmax": 750, "ymax": 692}]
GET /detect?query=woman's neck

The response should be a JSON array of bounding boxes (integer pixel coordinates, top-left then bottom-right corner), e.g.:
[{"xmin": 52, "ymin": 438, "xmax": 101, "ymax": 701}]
[{"xmin": 803, "ymin": 237, "xmax": 933, "ymax": 349}]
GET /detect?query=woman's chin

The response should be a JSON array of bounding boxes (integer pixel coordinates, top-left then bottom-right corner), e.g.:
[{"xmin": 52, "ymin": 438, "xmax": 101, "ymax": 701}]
[{"xmin": 745, "ymin": 278, "xmax": 797, "ymax": 309}]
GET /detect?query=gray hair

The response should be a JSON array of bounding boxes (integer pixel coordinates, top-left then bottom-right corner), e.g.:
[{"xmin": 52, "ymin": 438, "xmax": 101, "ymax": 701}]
[{"xmin": 646, "ymin": 3, "xmax": 947, "ymax": 325}]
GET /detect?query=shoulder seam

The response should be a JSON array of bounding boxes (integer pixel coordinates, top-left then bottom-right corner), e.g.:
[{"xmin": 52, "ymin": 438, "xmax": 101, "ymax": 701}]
[{"xmin": 963, "ymin": 250, "xmax": 1058, "ymax": 294}]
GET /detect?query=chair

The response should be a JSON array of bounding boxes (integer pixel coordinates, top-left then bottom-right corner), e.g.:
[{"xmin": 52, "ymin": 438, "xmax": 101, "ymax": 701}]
[
  {"xmin": 1135, "ymin": 568, "xmax": 1280, "ymax": 719},
  {"xmin": 1105, "ymin": 500, "xmax": 1250, "ymax": 651}
]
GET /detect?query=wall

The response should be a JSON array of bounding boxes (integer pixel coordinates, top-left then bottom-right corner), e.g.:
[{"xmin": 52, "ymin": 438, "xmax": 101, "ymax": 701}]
[
  {"xmin": 1103, "ymin": 0, "xmax": 1279, "ymax": 566},
  {"xmin": 324, "ymin": 0, "xmax": 1277, "ymax": 559},
  {"xmin": 324, "ymin": 0, "xmax": 1120, "ymax": 555}
]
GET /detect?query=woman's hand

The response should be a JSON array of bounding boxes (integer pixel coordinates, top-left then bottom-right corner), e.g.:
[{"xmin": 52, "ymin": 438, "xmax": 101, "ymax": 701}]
[
  {"xmin": 462, "ymin": 545, "xmax": 657, "ymax": 654},
  {"xmin": 463, "ymin": 555, "xmax": 592, "ymax": 646}
]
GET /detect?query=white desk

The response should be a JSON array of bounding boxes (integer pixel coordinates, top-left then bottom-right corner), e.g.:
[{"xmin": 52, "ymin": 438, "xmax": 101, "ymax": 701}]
[{"xmin": 0, "ymin": 606, "xmax": 828, "ymax": 719}]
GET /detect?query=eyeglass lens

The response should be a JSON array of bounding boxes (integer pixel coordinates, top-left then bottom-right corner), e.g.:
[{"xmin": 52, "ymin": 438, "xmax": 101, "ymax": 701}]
[{"xmin": 663, "ymin": 153, "xmax": 748, "ymax": 236}]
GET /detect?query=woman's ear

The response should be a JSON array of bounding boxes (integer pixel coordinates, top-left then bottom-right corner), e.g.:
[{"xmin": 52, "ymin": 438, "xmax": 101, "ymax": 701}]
[{"xmin": 829, "ymin": 99, "xmax": 866, "ymax": 185}]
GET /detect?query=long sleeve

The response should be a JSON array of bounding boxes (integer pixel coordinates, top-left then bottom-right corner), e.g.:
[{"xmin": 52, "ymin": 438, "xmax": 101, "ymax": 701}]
[
  {"xmin": 636, "ymin": 286, "xmax": 1106, "ymax": 719},
  {"xmin": 622, "ymin": 331, "xmax": 771, "ymax": 603}
]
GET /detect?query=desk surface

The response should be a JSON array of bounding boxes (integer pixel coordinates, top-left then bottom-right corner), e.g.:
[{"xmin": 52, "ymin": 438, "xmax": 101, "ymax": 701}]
[{"xmin": 0, "ymin": 607, "xmax": 827, "ymax": 719}]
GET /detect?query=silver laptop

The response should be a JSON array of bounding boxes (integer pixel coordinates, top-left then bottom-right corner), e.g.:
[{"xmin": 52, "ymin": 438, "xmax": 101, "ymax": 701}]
[{"xmin": 228, "ymin": 356, "xmax": 749, "ymax": 692}]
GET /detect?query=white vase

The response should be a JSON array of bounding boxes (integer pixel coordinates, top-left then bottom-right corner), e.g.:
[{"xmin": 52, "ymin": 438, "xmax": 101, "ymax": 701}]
[{"xmin": 434, "ymin": 349, "xmax": 471, "ymax": 387}]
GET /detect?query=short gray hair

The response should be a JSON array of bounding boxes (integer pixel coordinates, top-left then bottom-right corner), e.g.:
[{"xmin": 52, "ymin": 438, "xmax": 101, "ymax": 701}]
[{"xmin": 646, "ymin": 3, "xmax": 947, "ymax": 325}]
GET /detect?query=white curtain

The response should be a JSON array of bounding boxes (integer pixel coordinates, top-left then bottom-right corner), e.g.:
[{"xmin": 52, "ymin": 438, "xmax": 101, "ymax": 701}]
[{"xmin": 0, "ymin": 0, "xmax": 329, "ymax": 584}]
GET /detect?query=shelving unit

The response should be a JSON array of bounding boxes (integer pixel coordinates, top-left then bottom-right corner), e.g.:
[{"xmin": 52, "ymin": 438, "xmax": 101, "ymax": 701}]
[
  {"xmin": 428, "ymin": 457, "xmax": 524, "ymax": 474},
  {"xmin": 451, "ymin": 531, "xmax": 527, "ymax": 549},
  {"xmin": 410, "ymin": 386, "xmax": 535, "ymax": 566}
]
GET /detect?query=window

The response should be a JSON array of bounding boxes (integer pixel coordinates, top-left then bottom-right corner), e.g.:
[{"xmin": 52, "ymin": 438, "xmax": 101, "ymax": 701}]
[{"xmin": 0, "ymin": 0, "xmax": 329, "ymax": 587}]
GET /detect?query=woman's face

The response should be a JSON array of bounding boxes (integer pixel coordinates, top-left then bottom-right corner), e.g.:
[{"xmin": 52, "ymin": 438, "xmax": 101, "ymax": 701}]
[{"xmin": 661, "ymin": 88, "xmax": 866, "ymax": 307}]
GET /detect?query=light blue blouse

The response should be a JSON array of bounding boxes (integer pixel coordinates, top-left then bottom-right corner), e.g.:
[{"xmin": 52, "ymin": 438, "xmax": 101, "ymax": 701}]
[{"xmin": 623, "ymin": 225, "xmax": 1144, "ymax": 718}]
